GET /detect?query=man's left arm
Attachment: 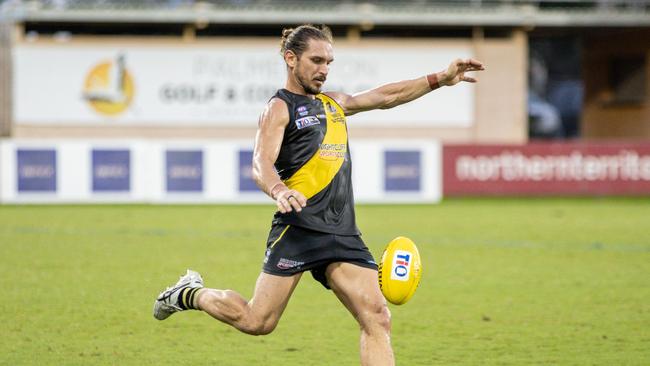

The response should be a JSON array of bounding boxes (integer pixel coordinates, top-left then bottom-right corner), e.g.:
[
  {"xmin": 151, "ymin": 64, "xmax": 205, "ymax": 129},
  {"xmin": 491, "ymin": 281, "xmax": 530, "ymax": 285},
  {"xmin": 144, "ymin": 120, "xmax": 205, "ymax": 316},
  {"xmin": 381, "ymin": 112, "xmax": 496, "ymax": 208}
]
[{"xmin": 330, "ymin": 58, "xmax": 485, "ymax": 116}]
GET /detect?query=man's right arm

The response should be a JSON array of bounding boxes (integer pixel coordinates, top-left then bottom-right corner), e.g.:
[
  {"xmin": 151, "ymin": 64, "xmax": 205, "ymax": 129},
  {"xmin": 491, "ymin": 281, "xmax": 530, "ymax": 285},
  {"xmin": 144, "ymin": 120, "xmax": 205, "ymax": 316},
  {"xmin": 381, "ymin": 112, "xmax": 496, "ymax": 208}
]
[{"xmin": 252, "ymin": 98, "xmax": 307, "ymax": 214}]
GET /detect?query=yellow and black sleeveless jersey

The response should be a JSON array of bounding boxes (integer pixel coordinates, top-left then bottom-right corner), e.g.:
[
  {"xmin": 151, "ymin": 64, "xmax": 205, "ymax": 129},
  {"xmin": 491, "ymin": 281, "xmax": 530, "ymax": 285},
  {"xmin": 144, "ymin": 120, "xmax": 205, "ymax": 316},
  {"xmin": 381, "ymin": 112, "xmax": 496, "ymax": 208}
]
[{"xmin": 271, "ymin": 89, "xmax": 359, "ymax": 235}]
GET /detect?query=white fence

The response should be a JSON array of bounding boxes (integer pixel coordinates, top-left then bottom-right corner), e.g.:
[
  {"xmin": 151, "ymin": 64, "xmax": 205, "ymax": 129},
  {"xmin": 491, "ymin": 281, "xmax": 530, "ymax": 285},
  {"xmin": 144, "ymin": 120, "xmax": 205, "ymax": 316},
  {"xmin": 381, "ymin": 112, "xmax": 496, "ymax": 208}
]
[{"xmin": 0, "ymin": 138, "xmax": 441, "ymax": 204}]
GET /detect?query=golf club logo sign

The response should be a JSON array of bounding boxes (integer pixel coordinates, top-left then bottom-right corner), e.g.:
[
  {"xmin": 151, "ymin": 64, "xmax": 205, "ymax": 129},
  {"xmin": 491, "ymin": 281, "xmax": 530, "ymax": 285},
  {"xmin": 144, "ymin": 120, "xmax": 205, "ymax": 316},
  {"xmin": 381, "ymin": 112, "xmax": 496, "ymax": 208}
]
[{"xmin": 82, "ymin": 54, "xmax": 134, "ymax": 116}]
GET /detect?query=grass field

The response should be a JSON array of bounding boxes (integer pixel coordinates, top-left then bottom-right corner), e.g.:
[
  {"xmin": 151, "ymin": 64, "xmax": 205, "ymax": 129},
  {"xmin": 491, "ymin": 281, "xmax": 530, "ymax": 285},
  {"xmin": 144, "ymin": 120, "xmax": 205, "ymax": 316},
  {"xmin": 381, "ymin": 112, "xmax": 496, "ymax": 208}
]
[{"xmin": 1, "ymin": 198, "xmax": 649, "ymax": 365}]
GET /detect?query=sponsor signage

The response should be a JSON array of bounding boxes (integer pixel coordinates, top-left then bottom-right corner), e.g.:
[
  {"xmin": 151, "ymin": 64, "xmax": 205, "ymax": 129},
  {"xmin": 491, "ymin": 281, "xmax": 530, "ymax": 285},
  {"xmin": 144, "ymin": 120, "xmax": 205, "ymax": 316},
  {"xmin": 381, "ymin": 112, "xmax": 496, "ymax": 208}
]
[
  {"xmin": 444, "ymin": 143, "xmax": 650, "ymax": 195},
  {"xmin": 166, "ymin": 150, "xmax": 203, "ymax": 192},
  {"xmin": 14, "ymin": 44, "xmax": 473, "ymax": 127},
  {"xmin": 92, "ymin": 149, "xmax": 130, "ymax": 192},
  {"xmin": 385, "ymin": 150, "xmax": 421, "ymax": 192},
  {"xmin": 390, "ymin": 250, "xmax": 412, "ymax": 281},
  {"xmin": 238, "ymin": 150, "xmax": 258, "ymax": 192},
  {"xmin": 0, "ymin": 139, "xmax": 441, "ymax": 204},
  {"xmin": 16, "ymin": 149, "xmax": 56, "ymax": 192},
  {"xmin": 295, "ymin": 116, "xmax": 320, "ymax": 129}
]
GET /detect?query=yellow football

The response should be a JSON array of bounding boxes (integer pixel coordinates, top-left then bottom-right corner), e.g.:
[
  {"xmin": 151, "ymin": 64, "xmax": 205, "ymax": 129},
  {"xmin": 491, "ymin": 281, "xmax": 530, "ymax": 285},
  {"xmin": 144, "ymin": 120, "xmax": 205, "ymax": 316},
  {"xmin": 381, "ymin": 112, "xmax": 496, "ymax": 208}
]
[{"xmin": 378, "ymin": 236, "xmax": 422, "ymax": 305}]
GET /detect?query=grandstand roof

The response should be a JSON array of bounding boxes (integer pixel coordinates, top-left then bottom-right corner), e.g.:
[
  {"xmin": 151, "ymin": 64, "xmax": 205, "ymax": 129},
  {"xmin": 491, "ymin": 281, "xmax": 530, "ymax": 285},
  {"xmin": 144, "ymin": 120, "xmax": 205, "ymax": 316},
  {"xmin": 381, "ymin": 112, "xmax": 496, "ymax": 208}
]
[{"xmin": 2, "ymin": 0, "xmax": 650, "ymax": 27}]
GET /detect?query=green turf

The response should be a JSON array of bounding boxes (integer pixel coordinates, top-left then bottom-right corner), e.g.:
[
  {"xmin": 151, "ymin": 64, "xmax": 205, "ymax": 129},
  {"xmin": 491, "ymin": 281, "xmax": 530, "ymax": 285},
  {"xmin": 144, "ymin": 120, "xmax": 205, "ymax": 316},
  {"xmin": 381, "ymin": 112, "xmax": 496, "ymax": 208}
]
[{"xmin": 1, "ymin": 198, "xmax": 649, "ymax": 365}]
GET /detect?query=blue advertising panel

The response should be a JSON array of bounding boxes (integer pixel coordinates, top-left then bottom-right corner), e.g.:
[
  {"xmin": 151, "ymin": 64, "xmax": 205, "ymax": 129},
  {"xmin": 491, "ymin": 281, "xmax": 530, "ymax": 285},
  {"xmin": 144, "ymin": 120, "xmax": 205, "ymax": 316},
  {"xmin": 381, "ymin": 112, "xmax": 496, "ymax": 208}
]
[
  {"xmin": 384, "ymin": 150, "xmax": 421, "ymax": 192},
  {"xmin": 92, "ymin": 149, "xmax": 130, "ymax": 192},
  {"xmin": 166, "ymin": 150, "xmax": 203, "ymax": 192},
  {"xmin": 17, "ymin": 149, "xmax": 57, "ymax": 192},
  {"xmin": 238, "ymin": 149, "xmax": 259, "ymax": 192}
]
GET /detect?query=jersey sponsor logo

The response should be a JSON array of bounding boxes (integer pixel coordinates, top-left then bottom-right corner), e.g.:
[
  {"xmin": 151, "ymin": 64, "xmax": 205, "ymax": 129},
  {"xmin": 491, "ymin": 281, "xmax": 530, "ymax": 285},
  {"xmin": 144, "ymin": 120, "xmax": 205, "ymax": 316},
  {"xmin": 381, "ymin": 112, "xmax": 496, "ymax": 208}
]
[
  {"xmin": 390, "ymin": 250, "xmax": 412, "ymax": 281},
  {"xmin": 325, "ymin": 102, "xmax": 346, "ymax": 124},
  {"xmin": 332, "ymin": 115, "xmax": 346, "ymax": 124},
  {"xmin": 325, "ymin": 102, "xmax": 337, "ymax": 114},
  {"xmin": 318, "ymin": 143, "xmax": 347, "ymax": 160},
  {"xmin": 297, "ymin": 105, "xmax": 310, "ymax": 117},
  {"xmin": 295, "ymin": 116, "xmax": 321, "ymax": 129}
]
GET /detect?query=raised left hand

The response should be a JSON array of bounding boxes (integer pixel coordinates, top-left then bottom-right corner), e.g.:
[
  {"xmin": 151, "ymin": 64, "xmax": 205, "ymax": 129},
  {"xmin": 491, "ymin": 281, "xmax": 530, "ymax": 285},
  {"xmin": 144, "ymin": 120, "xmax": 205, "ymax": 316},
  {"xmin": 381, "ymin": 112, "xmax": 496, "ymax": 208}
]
[{"xmin": 439, "ymin": 58, "xmax": 485, "ymax": 86}]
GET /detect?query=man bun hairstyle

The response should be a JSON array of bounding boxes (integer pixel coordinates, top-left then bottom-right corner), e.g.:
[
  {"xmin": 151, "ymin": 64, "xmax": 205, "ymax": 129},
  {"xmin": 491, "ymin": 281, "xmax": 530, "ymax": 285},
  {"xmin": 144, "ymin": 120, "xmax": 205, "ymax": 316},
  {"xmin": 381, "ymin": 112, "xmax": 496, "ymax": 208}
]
[{"xmin": 280, "ymin": 24, "xmax": 333, "ymax": 57}]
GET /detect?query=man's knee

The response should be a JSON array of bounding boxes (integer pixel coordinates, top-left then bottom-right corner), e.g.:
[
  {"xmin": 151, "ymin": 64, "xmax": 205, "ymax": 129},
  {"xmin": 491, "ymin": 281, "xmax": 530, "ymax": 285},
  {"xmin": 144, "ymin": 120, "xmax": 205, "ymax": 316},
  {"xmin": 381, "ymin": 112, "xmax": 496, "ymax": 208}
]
[
  {"xmin": 375, "ymin": 304, "xmax": 392, "ymax": 332},
  {"xmin": 244, "ymin": 317, "xmax": 279, "ymax": 336},
  {"xmin": 359, "ymin": 301, "xmax": 391, "ymax": 334}
]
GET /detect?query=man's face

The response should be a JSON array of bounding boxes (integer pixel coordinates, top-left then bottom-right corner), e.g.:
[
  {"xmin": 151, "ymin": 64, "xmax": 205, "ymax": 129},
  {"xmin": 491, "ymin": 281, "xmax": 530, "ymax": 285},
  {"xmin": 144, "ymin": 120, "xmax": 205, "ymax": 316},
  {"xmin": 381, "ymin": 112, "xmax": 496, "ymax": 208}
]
[{"xmin": 286, "ymin": 39, "xmax": 334, "ymax": 95}]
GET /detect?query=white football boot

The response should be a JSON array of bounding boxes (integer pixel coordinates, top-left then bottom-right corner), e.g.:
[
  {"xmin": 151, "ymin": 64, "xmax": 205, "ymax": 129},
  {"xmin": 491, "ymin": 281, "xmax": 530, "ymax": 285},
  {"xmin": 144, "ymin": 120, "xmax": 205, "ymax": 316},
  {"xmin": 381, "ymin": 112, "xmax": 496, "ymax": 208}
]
[{"xmin": 153, "ymin": 269, "xmax": 204, "ymax": 320}]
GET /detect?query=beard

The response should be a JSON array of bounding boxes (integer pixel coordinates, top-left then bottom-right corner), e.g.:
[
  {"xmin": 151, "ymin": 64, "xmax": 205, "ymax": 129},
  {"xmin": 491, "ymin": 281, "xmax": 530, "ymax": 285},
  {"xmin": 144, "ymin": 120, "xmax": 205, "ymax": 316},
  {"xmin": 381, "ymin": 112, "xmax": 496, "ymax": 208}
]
[{"xmin": 296, "ymin": 72, "xmax": 322, "ymax": 95}]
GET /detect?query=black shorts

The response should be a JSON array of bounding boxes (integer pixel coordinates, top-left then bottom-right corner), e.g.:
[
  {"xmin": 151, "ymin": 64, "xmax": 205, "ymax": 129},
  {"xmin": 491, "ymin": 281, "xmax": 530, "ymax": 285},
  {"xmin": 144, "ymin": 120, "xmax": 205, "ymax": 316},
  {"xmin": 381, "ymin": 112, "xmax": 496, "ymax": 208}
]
[{"xmin": 262, "ymin": 224, "xmax": 378, "ymax": 289}]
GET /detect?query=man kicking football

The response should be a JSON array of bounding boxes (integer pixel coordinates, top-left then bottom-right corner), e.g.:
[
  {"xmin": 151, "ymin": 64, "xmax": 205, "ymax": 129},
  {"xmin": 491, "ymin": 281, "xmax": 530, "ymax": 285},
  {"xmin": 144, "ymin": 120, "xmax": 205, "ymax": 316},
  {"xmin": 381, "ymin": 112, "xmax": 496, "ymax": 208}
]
[{"xmin": 154, "ymin": 24, "xmax": 484, "ymax": 366}]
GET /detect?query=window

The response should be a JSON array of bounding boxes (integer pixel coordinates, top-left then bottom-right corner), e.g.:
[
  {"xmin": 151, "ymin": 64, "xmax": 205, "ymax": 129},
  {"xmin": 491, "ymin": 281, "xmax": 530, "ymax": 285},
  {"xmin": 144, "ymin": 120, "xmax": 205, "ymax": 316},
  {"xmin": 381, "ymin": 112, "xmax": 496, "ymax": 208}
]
[{"xmin": 608, "ymin": 55, "xmax": 647, "ymax": 104}]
